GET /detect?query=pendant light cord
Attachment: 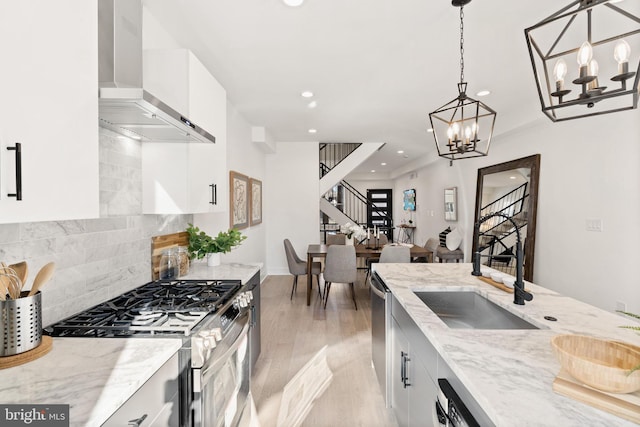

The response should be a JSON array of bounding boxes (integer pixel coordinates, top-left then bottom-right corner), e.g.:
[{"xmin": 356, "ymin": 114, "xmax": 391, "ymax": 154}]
[{"xmin": 459, "ymin": 6, "xmax": 465, "ymax": 84}]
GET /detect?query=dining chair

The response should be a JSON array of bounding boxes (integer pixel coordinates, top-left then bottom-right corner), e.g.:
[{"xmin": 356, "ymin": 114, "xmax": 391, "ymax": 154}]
[
  {"xmin": 414, "ymin": 237, "xmax": 439, "ymax": 263},
  {"xmin": 326, "ymin": 233, "xmax": 346, "ymax": 245},
  {"xmin": 365, "ymin": 244, "xmax": 410, "ymax": 282},
  {"xmin": 363, "ymin": 234, "xmax": 390, "ymax": 282},
  {"xmin": 323, "ymin": 245, "xmax": 358, "ymax": 310},
  {"xmin": 283, "ymin": 239, "xmax": 322, "ymax": 300}
]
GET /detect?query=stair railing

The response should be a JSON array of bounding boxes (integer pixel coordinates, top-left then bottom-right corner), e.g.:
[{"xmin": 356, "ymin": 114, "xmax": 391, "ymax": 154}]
[{"xmin": 319, "ymin": 143, "xmax": 361, "ymax": 178}]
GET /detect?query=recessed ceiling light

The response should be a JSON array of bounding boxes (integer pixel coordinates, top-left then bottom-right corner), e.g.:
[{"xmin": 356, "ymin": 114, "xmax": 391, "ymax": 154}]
[
  {"xmin": 381, "ymin": 162, "xmax": 387, "ymax": 166},
  {"xmin": 308, "ymin": 128, "xmax": 317, "ymax": 134},
  {"xmin": 397, "ymin": 150, "xmax": 404, "ymax": 154},
  {"xmin": 301, "ymin": 91, "xmax": 313, "ymax": 98},
  {"xmin": 510, "ymin": 176, "xmax": 516, "ymax": 179},
  {"xmin": 371, "ymin": 170, "xmax": 376, "ymax": 173},
  {"xmin": 427, "ymin": 128, "xmax": 434, "ymax": 133},
  {"xmin": 284, "ymin": 0, "xmax": 304, "ymax": 6},
  {"xmin": 307, "ymin": 100, "xmax": 317, "ymax": 109},
  {"xmin": 476, "ymin": 90, "xmax": 491, "ymax": 97}
]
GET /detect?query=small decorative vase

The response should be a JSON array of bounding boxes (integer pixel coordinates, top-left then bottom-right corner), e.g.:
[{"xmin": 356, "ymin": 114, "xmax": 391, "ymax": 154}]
[
  {"xmin": 345, "ymin": 235, "xmax": 354, "ymax": 245},
  {"xmin": 207, "ymin": 252, "xmax": 221, "ymax": 267}
]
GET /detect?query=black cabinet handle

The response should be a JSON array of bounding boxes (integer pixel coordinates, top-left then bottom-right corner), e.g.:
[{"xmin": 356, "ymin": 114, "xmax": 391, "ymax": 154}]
[
  {"xmin": 209, "ymin": 183, "xmax": 217, "ymax": 205},
  {"xmin": 128, "ymin": 414, "xmax": 148, "ymax": 426},
  {"xmin": 401, "ymin": 351, "xmax": 411, "ymax": 388},
  {"xmin": 6, "ymin": 143, "xmax": 22, "ymax": 200}
]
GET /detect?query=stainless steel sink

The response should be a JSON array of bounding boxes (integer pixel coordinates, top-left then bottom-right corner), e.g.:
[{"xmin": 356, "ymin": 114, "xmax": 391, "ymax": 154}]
[{"xmin": 413, "ymin": 291, "xmax": 539, "ymax": 330}]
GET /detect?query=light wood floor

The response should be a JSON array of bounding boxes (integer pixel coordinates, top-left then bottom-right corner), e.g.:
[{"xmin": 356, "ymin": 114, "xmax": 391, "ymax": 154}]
[{"xmin": 251, "ymin": 273, "xmax": 399, "ymax": 427}]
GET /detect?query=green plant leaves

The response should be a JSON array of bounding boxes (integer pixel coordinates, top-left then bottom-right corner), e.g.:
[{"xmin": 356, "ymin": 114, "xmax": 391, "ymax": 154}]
[{"xmin": 186, "ymin": 223, "xmax": 247, "ymax": 259}]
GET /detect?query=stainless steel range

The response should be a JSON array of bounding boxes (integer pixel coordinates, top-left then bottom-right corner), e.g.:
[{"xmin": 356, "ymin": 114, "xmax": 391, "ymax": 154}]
[{"xmin": 44, "ymin": 278, "xmax": 252, "ymax": 427}]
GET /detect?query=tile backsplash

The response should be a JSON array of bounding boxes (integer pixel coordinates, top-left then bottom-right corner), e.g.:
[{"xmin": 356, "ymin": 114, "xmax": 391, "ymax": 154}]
[{"xmin": 0, "ymin": 128, "xmax": 192, "ymax": 326}]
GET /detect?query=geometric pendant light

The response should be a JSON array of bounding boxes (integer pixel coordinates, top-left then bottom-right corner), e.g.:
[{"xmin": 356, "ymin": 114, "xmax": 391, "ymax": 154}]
[
  {"xmin": 525, "ymin": 0, "xmax": 640, "ymax": 122},
  {"xmin": 429, "ymin": 0, "xmax": 497, "ymax": 164}
]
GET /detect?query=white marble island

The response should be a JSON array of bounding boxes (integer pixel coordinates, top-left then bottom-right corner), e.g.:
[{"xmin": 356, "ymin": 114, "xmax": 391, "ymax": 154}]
[{"xmin": 373, "ymin": 262, "xmax": 640, "ymax": 427}]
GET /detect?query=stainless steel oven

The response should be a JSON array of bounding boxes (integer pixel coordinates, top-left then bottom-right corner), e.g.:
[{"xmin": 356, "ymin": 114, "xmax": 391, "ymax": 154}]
[
  {"xmin": 45, "ymin": 278, "xmax": 252, "ymax": 427},
  {"xmin": 192, "ymin": 296, "xmax": 251, "ymax": 427}
]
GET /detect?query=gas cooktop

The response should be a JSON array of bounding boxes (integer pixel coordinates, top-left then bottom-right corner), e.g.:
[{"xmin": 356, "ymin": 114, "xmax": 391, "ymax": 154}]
[{"xmin": 44, "ymin": 279, "xmax": 242, "ymax": 337}]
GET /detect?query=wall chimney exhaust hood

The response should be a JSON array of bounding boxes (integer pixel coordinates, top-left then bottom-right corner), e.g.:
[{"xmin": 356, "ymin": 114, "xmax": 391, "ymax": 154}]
[{"xmin": 98, "ymin": 0, "xmax": 215, "ymax": 144}]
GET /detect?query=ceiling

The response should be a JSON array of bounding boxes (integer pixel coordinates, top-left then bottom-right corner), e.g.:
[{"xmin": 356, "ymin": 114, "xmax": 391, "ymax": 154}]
[{"xmin": 141, "ymin": 0, "xmax": 634, "ymax": 179}]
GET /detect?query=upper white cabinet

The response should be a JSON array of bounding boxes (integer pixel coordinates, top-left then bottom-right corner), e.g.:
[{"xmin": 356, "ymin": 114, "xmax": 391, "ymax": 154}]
[
  {"xmin": 0, "ymin": 0, "xmax": 100, "ymax": 224},
  {"xmin": 142, "ymin": 49, "xmax": 227, "ymax": 214}
]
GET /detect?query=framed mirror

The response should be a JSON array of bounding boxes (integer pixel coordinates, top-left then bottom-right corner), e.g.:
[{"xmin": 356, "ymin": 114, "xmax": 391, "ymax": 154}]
[
  {"xmin": 444, "ymin": 187, "xmax": 457, "ymax": 221},
  {"xmin": 472, "ymin": 154, "xmax": 541, "ymax": 281}
]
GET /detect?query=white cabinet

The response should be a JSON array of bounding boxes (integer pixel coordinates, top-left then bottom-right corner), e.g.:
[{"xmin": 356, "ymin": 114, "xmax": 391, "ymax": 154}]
[
  {"xmin": 0, "ymin": 0, "xmax": 99, "ymax": 224},
  {"xmin": 103, "ymin": 352, "xmax": 180, "ymax": 427},
  {"xmin": 391, "ymin": 297, "xmax": 439, "ymax": 427},
  {"xmin": 142, "ymin": 49, "xmax": 227, "ymax": 214}
]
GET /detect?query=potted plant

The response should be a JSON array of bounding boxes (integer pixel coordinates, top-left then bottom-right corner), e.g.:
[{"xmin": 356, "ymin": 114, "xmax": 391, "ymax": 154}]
[{"xmin": 186, "ymin": 224, "xmax": 247, "ymax": 266}]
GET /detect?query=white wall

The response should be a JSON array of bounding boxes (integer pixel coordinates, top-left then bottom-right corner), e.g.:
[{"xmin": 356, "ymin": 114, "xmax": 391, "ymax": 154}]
[
  {"xmin": 194, "ymin": 102, "xmax": 267, "ymax": 271},
  {"xmin": 265, "ymin": 142, "xmax": 319, "ymax": 275},
  {"xmin": 396, "ymin": 111, "xmax": 640, "ymax": 314}
]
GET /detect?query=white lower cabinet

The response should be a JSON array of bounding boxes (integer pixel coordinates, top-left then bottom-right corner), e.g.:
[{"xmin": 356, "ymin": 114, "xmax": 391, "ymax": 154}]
[
  {"xmin": 390, "ymin": 297, "xmax": 439, "ymax": 427},
  {"xmin": 103, "ymin": 352, "xmax": 180, "ymax": 427}
]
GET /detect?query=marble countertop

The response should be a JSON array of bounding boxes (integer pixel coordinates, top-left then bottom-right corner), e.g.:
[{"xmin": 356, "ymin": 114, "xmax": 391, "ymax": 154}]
[
  {"xmin": 184, "ymin": 262, "xmax": 262, "ymax": 284},
  {"xmin": 372, "ymin": 263, "xmax": 640, "ymax": 427},
  {"xmin": 0, "ymin": 338, "xmax": 182, "ymax": 427}
]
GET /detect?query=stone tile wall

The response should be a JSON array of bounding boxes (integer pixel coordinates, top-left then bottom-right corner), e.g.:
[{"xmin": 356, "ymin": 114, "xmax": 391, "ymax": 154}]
[{"xmin": 0, "ymin": 129, "xmax": 192, "ymax": 326}]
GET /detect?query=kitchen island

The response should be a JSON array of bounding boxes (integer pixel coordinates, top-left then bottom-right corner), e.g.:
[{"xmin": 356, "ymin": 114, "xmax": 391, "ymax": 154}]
[{"xmin": 373, "ymin": 262, "xmax": 640, "ymax": 426}]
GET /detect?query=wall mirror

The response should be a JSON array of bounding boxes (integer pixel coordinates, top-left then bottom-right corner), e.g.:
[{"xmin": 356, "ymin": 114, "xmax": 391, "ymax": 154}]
[
  {"xmin": 472, "ymin": 154, "xmax": 541, "ymax": 281},
  {"xmin": 444, "ymin": 187, "xmax": 457, "ymax": 221}
]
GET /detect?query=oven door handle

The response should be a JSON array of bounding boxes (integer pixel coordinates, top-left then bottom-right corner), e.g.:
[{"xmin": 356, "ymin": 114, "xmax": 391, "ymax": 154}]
[{"xmin": 200, "ymin": 316, "xmax": 250, "ymax": 384}]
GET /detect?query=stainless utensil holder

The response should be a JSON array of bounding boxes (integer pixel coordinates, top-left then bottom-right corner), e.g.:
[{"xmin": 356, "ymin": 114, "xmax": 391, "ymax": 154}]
[{"xmin": 1, "ymin": 291, "xmax": 42, "ymax": 356}]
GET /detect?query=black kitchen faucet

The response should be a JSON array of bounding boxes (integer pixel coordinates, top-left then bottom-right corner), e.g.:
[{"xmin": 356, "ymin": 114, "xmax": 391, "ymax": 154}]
[{"xmin": 472, "ymin": 212, "xmax": 533, "ymax": 305}]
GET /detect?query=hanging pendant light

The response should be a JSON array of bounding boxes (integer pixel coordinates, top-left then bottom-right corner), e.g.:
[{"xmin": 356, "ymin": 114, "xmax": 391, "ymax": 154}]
[
  {"xmin": 429, "ymin": 0, "xmax": 497, "ymax": 165},
  {"xmin": 525, "ymin": 0, "xmax": 640, "ymax": 122}
]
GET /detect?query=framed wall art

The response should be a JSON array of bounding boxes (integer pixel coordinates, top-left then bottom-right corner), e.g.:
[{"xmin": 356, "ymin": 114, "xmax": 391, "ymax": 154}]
[
  {"xmin": 229, "ymin": 171, "xmax": 249, "ymax": 229},
  {"xmin": 250, "ymin": 178, "xmax": 262, "ymax": 226}
]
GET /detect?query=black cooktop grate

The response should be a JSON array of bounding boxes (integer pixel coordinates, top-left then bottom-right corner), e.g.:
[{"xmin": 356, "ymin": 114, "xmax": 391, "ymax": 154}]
[{"xmin": 45, "ymin": 279, "xmax": 241, "ymax": 337}]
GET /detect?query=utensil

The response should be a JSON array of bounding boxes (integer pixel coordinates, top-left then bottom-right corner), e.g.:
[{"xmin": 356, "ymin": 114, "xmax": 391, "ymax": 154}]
[
  {"xmin": 28, "ymin": 262, "xmax": 56, "ymax": 297},
  {"xmin": 8, "ymin": 261, "xmax": 28, "ymax": 291},
  {"xmin": 0, "ymin": 268, "xmax": 22, "ymax": 299}
]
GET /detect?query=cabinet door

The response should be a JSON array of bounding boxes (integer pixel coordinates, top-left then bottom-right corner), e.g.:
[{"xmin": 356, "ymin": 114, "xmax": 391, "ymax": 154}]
[
  {"xmin": 0, "ymin": 0, "xmax": 99, "ymax": 224},
  {"xmin": 408, "ymin": 355, "xmax": 438, "ymax": 427},
  {"xmin": 103, "ymin": 353, "xmax": 180, "ymax": 426},
  {"xmin": 391, "ymin": 317, "xmax": 410, "ymax": 427}
]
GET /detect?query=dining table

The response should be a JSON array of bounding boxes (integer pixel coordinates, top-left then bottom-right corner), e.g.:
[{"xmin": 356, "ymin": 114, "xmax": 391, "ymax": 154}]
[{"xmin": 305, "ymin": 243, "xmax": 433, "ymax": 305}]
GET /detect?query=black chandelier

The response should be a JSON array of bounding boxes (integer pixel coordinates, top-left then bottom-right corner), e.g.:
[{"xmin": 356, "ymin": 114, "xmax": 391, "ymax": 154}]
[
  {"xmin": 525, "ymin": 0, "xmax": 640, "ymax": 122},
  {"xmin": 429, "ymin": 0, "xmax": 496, "ymax": 164}
]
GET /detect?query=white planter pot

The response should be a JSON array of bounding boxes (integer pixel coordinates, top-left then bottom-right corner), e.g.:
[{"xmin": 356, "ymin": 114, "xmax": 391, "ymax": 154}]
[{"xmin": 207, "ymin": 252, "xmax": 221, "ymax": 267}]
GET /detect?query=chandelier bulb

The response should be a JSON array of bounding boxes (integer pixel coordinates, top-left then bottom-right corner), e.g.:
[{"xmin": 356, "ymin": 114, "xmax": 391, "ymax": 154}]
[
  {"xmin": 553, "ymin": 59, "xmax": 568, "ymax": 81},
  {"xmin": 588, "ymin": 59, "xmax": 599, "ymax": 77},
  {"xmin": 577, "ymin": 41, "xmax": 593, "ymax": 67},
  {"xmin": 614, "ymin": 39, "xmax": 631, "ymax": 64}
]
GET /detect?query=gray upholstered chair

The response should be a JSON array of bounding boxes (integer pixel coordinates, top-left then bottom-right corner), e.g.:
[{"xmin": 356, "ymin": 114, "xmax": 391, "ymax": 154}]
[
  {"xmin": 326, "ymin": 233, "xmax": 346, "ymax": 245},
  {"xmin": 414, "ymin": 237, "xmax": 439, "ymax": 263},
  {"xmin": 366, "ymin": 244, "xmax": 410, "ymax": 282},
  {"xmin": 322, "ymin": 245, "xmax": 358, "ymax": 310},
  {"xmin": 283, "ymin": 239, "xmax": 322, "ymax": 300},
  {"xmin": 436, "ymin": 246, "xmax": 464, "ymax": 263}
]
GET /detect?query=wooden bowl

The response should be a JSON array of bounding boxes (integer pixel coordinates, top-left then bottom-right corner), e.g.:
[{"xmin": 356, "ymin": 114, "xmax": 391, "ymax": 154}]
[{"xmin": 551, "ymin": 335, "xmax": 640, "ymax": 394}]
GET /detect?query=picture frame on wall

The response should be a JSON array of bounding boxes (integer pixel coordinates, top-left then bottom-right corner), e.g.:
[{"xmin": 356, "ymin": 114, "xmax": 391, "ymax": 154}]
[
  {"xmin": 403, "ymin": 189, "xmax": 416, "ymax": 211},
  {"xmin": 250, "ymin": 178, "xmax": 262, "ymax": 226},
  {"xmin": 229, "ymin": 171, "xmax": 249, "ymax": 229}
]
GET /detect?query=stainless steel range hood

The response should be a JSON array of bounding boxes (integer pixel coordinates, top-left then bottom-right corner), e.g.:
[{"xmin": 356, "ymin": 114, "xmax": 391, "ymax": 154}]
[{"xmin": 98, "ymin": 0, "xmax": 215, "ymax": 144}]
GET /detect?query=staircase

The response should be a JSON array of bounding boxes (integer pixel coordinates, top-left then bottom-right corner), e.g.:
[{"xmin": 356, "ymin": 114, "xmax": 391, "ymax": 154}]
[
  {"xmin": 478, "ymin": 183, "xmax": 529, "ymax": 274},
  {"xmin": 318, "ymin": 142, "xmax": 388, "ymax": 242}
]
